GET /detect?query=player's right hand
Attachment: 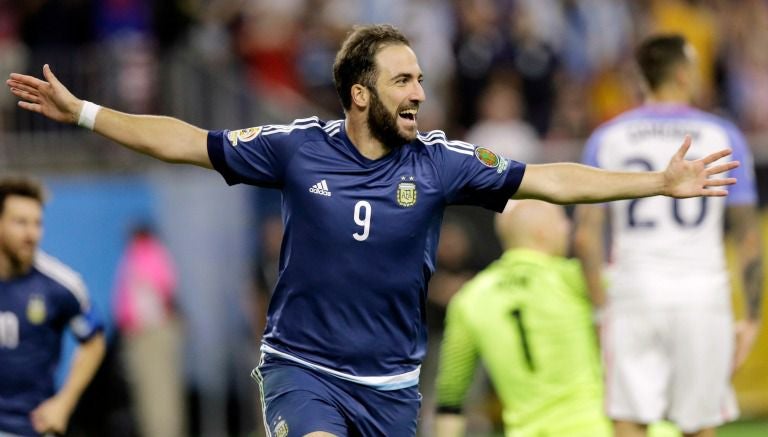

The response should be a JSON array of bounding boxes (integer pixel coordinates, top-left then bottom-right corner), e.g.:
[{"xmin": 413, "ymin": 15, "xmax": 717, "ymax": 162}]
[
  {"xmin": 732, "ymin": 319, "xmax": 760, "ymax": 374},
  {"xmin": 30, "ymin": 393, "xmax": 73, "ymax": 435},
  {"xmin": 6, "ymin": 64, "xmax": 82, "ymax": 125}
]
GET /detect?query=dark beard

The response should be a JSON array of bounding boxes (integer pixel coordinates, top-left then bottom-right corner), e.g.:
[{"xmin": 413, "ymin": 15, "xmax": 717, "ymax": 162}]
[
  {"xmin": 367, "ymin": 89, "xmax": 411, "ymax": 149},
  {"xmin": 0, "ymin": 245, "xmax": 33, "ymax": 275}
]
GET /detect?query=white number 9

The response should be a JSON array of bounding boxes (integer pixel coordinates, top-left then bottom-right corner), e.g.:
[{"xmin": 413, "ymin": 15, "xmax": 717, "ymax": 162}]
[{"xmin": 353, "ymin": 201, "xmax": 372, "ymax": 241}]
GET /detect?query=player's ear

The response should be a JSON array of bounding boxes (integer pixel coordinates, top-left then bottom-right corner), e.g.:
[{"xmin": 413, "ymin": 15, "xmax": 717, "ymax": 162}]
[{"xmin": 351, "ymin": 84, "xmax": 369, "ymax": 109}]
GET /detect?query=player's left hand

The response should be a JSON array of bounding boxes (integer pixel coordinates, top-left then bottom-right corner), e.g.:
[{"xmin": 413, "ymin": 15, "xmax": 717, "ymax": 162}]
[
  {"xmin": 662, "ymin": 135, "xmax": 739, "ymax": 198},
  {"xmin": 733, "ymin": 319, "xmax": 761, "ymax": 374},
  {"xmin": 30, "ymin": 394, "xmax": 74, "ymax": 434}
]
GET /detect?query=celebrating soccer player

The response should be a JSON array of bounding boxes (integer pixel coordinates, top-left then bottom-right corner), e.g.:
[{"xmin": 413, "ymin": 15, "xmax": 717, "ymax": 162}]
[{"xmin": 7, "ymin": 24, "xmax": 739, "ymax": 437}]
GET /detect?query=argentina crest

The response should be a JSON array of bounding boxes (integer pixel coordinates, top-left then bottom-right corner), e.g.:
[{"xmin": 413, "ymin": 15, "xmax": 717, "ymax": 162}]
[
  {"xmin": 397, "ymin": 176, "xmax": 417, "ymax": 207},
  {"xmin": 27, "ymin": 294, "xmax": 46, "ymax": 325}
]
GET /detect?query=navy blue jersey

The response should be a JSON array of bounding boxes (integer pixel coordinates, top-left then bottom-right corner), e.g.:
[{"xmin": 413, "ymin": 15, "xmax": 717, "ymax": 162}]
[
  {"xmin": 0, "ymin": 252, "xmax": 102, "ymax": 436},
  {"xmin": 208, "ymin": 118, "xmax": 525, "ymax": 389}
]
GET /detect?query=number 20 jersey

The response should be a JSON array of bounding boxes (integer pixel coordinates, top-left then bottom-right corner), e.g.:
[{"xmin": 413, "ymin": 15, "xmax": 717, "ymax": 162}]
[
  {"xmin": 207, "ymin": 118, "xmax": 525, "ymax": 388},
  {"xmin": 582, "ymin": 104, "xmax": 757, "ymax": 310}
]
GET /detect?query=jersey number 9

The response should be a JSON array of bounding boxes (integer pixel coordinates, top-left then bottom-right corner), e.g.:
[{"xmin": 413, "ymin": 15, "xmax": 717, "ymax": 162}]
[{"xmin": 353, "ymin": 201, "xmax": 372, "ymax": 241}]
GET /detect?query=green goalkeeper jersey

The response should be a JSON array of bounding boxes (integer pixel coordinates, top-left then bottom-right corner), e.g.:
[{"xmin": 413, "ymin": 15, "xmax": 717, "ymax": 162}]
[{"xmin": 435, "ymin": 248, "xmax": 610, "ymax": 436}]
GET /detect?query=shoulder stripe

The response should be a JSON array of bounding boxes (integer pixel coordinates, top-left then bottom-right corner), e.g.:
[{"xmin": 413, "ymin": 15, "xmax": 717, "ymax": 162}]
[
  {"xmin": 261, "ymin": 116, "xmax": 321, "ymax": 134},
  {"xmin": 34, "ymin": 251, "xmax": 89, "ymax": 309},
  {"xmin": 449, "ymin": 139, "xmax": 475, "ymax": 150},
  {"xmin": 261, "ymin": 116, "xmax": 319, "ymax": 131},
  {"xmin": 262, "ymin": 122, "xmax": 322, "ymax": 136},
  {"xmin": 322, "ymin": 120, "xmax": 343, "ymax": 137},
  {"xmin": 421, "ymin": 137, "xmax": 475, "ymax": 155},
  {"xmin": 295, "ymin": 116, "xmax": 321, "ymax": 124},
  {"xmin": 419, "ymin": 131, "xmax": 475, "ymax": 151},
  {"xmin": 322, "ymin": 119, "xmax": 343, "ymax": 131},
  {"xmin": 419, "ymin": 130, "xmax": 448, "ymax": 141},
  {"xmin": 420, "ymin": 130, "xmax": 475, "ymax": 148}
]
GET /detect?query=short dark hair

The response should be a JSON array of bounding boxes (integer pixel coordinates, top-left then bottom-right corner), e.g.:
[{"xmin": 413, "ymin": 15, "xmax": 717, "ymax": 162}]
[
  {"xmin": 333, "ymin": 24, "xmax": 410, "ymax": 110},
  {"xmin": 635, "ymin": 34, "xmax": 690, "ymax": 91},
  {"xmin": 0, "ymin": 176, "xmax": 46, "ymax": 216}
]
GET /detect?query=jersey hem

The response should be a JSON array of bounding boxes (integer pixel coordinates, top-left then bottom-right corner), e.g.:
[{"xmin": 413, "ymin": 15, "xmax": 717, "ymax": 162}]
[{"xmin": 260, "ymin": 344, "xmax": 420, "ymax": 391}]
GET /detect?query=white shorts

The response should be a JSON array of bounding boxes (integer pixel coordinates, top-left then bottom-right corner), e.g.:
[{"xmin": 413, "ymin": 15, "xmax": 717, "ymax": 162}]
[{"xmin": 601, "ymin": 307, "xmax": 739, "ymax": 432}]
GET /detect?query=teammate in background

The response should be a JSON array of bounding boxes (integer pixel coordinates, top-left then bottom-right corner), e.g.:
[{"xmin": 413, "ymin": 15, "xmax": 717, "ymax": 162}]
[
  {"xmin": 574, "ymin": 34, "xmax": 763, "ymax": 437},
  {"xmin": 0, "ymin": 177, "xmax": 105, "ymax": 437},
  {"xmin": 6, "ymin": 24, "xmax": 739, "ymax": 436},
  {"xmin": 434, "ymin": 200, "xmax": 610, "ymax": 437}
]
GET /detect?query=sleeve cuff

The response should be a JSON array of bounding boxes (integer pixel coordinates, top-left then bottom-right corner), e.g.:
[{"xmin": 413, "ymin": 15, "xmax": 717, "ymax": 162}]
[
  {"xmin": 489, "ymin": 161, "xmax": 527, "ymax": 212},
  {"xmin": 207, "ymin": 131, "xmax": 242, "ymax": 186}
]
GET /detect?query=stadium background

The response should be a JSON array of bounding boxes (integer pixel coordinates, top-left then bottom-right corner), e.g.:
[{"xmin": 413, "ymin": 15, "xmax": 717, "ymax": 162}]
[{"xmin": 0, "ymin": 1, "xmax": 766, "ymax": 436}]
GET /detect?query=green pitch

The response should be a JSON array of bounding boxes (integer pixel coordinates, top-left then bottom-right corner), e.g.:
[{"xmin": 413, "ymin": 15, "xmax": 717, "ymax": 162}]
[
  {"xmin": 467, "ymin": 419, "xmax": 768, "ymax": 437},
  {"xmin": 720, "ymin": 420, "xmax": 768, "ymax": 437}
]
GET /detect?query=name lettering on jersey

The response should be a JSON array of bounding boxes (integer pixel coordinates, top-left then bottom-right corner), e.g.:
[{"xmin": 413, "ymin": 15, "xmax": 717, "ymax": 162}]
[
  {"xmin": 397, "ymin": 176, "xmax": 418, "ymax": 207},
  {"xmin": 226, "ymin": 126, "xmax": 262, "ymax": 146},
  {"xmin": 474, "ymin": 147, "xmax": 501, "ymax": 168},
  {"xmin": 309, "ymin": 179, "xmax": 332, "ymax": 196},
  {"xmin": 628, "ymin": 123, "xmax": 700, "ymax": 142},
  {"xmin": 26, "ymin": 294, "xmax": 46, "ymax": 325}
]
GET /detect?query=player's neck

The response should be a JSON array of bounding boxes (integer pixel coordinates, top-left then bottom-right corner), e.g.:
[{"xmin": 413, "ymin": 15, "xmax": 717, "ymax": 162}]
[
  {"xmin": 344, "ymin": 115, "xmax": 392, "ymax": 160},
  {"xmin": 0, "ymin": 255, "xmax": 30, "ymax": 280},
  {"xmin": 647, "ymin": 87, "xmax": 690, "ymax": 105}
]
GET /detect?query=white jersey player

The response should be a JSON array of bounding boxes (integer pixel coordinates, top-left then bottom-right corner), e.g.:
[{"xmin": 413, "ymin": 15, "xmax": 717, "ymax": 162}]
[{"xmin": 574, "ymin": 35, "xmax": 763, "ymax": 437}]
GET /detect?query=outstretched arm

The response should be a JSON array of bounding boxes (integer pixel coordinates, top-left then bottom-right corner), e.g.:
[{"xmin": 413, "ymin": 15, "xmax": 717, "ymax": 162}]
[
  {"xmin": 7, "ymin": 65, "xmax": 211, "ymax": 167},
  {"xmin": 513, "ymin": 136, "xmax": 738, "ymax": 204},
  {"xmin": 30, "ymin": 332, "xmax": 106, "ymax": 434}
]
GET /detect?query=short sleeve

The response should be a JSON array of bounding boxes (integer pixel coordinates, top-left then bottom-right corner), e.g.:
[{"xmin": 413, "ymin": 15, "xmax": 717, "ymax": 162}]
[
  {"xmin": 426, "ymin": 131, "xmax": 526, "ymax": 212},
  {"xmin": 59, "ymin": 277, "xmax": 103, "ymax": 342},
  {"xmin": 581, "ymin": 127, "xmax": 605, "ymax": 167},
  {"xmin": 207, "ymin": 119, "xmax": 314, "ymax": 187},
  {"xmin": 723, "ymin": 122, "xmax": 758, "ymax": 206}
]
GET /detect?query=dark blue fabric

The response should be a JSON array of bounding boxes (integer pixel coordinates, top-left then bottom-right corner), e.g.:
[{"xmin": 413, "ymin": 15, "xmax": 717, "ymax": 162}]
[
  {"xmin": 256, "ymin": 355, "xmax": 421, "ymax": 437},
  {"xmin": 208, "ymin": 118, "xmax": 525, "ymax": 378}
]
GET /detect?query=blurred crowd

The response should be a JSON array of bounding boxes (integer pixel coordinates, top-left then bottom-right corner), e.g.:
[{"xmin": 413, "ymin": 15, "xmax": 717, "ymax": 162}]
[{"xmin": 1, "ymin": 0, "xmax": 768, "ymax": 154}]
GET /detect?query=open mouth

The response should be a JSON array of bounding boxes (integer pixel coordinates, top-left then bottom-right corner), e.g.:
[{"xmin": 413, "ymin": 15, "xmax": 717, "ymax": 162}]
[{"xmin": 398, "ymin": 108, "xmax": 418, "ymax": 122}]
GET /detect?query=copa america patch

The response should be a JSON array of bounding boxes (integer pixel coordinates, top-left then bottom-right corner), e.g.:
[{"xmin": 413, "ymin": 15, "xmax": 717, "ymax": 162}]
[{"xmin": 474, "ymin": 147, "xmax": 501, "ymax": 168}]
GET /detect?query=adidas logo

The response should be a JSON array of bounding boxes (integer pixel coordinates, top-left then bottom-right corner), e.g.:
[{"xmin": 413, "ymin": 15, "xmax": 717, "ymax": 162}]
[{"xmin": 309, "ymin": 179, "xmax": 332, "ymax": 197}]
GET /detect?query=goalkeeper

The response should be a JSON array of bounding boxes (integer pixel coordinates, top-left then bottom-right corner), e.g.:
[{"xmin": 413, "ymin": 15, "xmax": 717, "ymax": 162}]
[{"xmin": 433, "ymin": 200, "xmax": 610, "ymax": 437}]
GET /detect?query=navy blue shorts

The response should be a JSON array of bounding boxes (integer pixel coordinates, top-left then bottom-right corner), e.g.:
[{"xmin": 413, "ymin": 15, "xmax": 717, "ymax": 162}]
[{"xmin": 253, "ymin": 355, "xmax": 421, "ymax": 437}]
